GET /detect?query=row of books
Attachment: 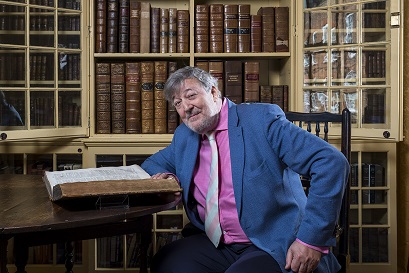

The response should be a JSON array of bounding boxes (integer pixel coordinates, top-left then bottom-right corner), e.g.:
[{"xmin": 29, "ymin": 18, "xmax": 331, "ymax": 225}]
[
  {"xmin": 349, "ymin": 227, "xmax": 388, "ymax": 263},
  {"xmin": 95, "ymin": 0, "xmax": 189, "ymax": 54},
  {"xmin": 350, "ymin": 163, "xmax": 385, "ymax": 205},
  {"xmin": 362, "ymin": 51, "xmax": 386, "ymax": 79},
  {"xmin": 195, "ymin": 4, "xmax": 289, "ymax": 53},
  {"xmin": 0, "ymin": 0, "xmax": 81, "ymax": 11}
]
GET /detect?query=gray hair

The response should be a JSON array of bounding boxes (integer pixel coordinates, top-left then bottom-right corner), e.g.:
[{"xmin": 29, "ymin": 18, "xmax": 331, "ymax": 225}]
[{"xmin": 164, "ymin": 66, "xmax": 219, "ymax": 102}]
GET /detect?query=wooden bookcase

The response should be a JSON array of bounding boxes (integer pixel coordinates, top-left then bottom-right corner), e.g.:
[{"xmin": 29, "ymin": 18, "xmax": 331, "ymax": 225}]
[{"xmin": 0, "ymin": 0, "xmax": 403, "ymax": 273}]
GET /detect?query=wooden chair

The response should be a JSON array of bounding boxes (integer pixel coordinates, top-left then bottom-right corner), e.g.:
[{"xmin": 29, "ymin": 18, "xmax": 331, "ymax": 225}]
[{"xmin": 285, "ymin": 108, "xmax": 351, "ymax": 273}]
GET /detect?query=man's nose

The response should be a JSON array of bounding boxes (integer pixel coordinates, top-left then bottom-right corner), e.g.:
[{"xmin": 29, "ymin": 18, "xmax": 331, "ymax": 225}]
[{"xmin": 181, "ymin": 100, "xmax": 192, "ymax": 111}]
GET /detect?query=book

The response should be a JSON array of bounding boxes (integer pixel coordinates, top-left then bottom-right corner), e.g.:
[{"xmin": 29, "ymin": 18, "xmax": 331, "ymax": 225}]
[
  {"xmin": 95, "ymin": 62, "xmax": 111, "ymax": 134},
  {"xmin": 154, "ymin": 61, "xmax": 167, "ymax": 134},
  {"xmin": 150, "ymin": 7, "xmax": 160, "ymax": 53},
  {"xmin": 118, "ymin": 0, "xmax": 129, "ymax": 53},
  {"xmin": 208, "ymin": 60, "xmax": 224, "ymax": 96},
  {"xmin": 195, "ymin": 60, "xmax": 209, "ymax": 72},
  {"xmin": 129, "ymin": 0, "xmax": 141, "ymax": 53},
  {"xmin": 250, "ymin": 15, "xmax": 261, "ymax": 52},
  {"xmin": 224, "ymin": 60, "xmax": 243, "ymax": 104},
  {"xmin": 238, "ymin": 4, "xmax": 250, "ymax": 53},
  {"xmin": 209, "ymin": 4, "xmax": 224, "ymax": 53},
  {"xmin": 139, "ymin": 2, "xmax": 151, "ymax": 53},
  {"xmin": 257, "ymin": 7, "xmax": 275, "ymax": 52},
  {"xmin": 160, "ymin": 8, "xmax": 169, "ymax": 53},
  {"xmin": 195, "ymin": 4, "xmax": 209, "ymax": 53},
  {"xmin": 243, "ymin": 61, "xmax": 260, "ymax": 102},
  {"xmin": 223, "ymin": 4, "xmax": 238, "ymax": 53},
  {"xmin": 125, "ymin": 62, "xmax": 142, "ymax": 134},
  {"xmin": 95, "ymin": 0, "xmax": 107, "ymax": 53},
  {"xmin": 272, "ymin": 85, "xmax": 284, "ymax": 110},
  {"xmin": 275, "ymin": 6, "xmax": 289, "ymax": 52},
  {"xmin": 168, "ymin": 8, "xmax": 177, "ymax": 53},
  {"xmin": 167, "ymin": 61, "xmax": 178, "ymax": 133},
  {"xmin": 177, "ymin": 10, "xmax": 189, "ymax": 53},
  {"xmin": 260, "ymin": 85, "xmax": 272, "ymax": 103},
  {"xmin": 106, "ymin": 0, "xmax": 118, "ymax": 53},
  {"xmin": 141, "ymin": 61, "xmax": 154, "ymax": 133},
  {"xmin": 110, "ymin": 63, "xmax": 126, "ymax": 134},
  {"xmin": 42, "ymin": 164, "xmax": 182, "ymax": 201}
]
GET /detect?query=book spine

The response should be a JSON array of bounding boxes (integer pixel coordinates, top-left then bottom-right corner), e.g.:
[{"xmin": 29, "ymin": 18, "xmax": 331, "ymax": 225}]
[
  {"xmin": 150, "ymin": 7, "xmax": 160, "ymax": 53},
  {"xmin": 195, "ymin": 4, "xmax": 209, "ymax": 53},
  {"xmin": 177, "ymin": 10, "xmax": 189, "ymax": 53},
  {"xmin": 258, "ymin": 7, "xmax": 275, "ymax": 52},
  {"xmin": 275, "ymin": 7, "xmax": 289, "ymax": 52},
  {"xmin": 160, "ymin": 8, "xmax": 169, "ymax": 53},
  {"xmin": 106, "ymin": 0, "xmax": 118, "ymax": 53},
  {"xmin": 110, "ymin": 63, "xmax": 126, "ymax": 134},
  {"xmin": 125, "ymin": 62, "xmax": 142, "ymax": 133},
  {"xmin": 95, "ymin": 63, "xmax": 111, "ymax": 134},
  {"xmin": 118, "ymin": 0, "xmax": 129, "ymax": 53},
  {"xmin": 154, "ymin": 61, "xmax": 168, "ymax": 134},
  {"xmin": 167, "ymin": 61, "xmax": 178, "ymax": 133},
  {"xmin": 95, "ymin": 0, "xmax": 107, "ymax": 53},
  {"xmin": 272, "ymin": 85, "xmax": 284, "ymax": 110},
  {"xmin": 238, "ymin": 4, "xmax": 250, "ymax": 53},
  {"xmin": 168, "ymin": 8, "xmax": 177, "ymax": 53},
  {"xmin": 129, "ymin": 0, "xmax": 141, "ymax": 53},
  {"xmin": 223, "ymin": 4, "xmax": 238, "ymax": 53},
  {"xmin": 208, "ymin": 60, "xmax": 224, "ymax": 96},
  {"xmin": 243, "ymin": 61, "xmax": 260, "ymax": 102},
  {"xmin": 141, "ymin": 61, "xmax": 154, "ymax": 133},
  {"xmin": 139, "ymin": 2, "xmax": 151, "ymax": 53},
  {"xmin": 260, "ymin": 85, "xmax": 272, "ymax": 103},
  {"xmin": 195, "ymin": 60, "xmax": 209, "ymax": 72},
  {"xmin": 224, "ymin": 60, "xmax": 243, "ymax": 104},
  {"xmin": 209, "ymin": 4, "xmax": 224, "ymax": 53}
]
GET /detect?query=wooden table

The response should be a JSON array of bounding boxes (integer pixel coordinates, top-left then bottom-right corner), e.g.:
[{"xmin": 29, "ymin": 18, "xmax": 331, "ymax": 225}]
[{"xmin": 0, "ymin": 174, "xmax": 181, "ymax": 273}]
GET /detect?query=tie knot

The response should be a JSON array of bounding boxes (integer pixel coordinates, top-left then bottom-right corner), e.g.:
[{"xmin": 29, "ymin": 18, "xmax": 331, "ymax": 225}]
[{"xmin": 206, "ymin": 131, "xmax": 216, "ymax": 141}]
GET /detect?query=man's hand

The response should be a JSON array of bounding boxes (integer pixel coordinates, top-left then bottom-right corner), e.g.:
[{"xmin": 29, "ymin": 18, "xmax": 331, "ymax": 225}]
[
  {"xmin": 285, "ymin": 240, "xmax": 321, "ymax": 273},
  {"xmin": 151, "ymin": 173, "xmax": 175, "ymax": 180}
]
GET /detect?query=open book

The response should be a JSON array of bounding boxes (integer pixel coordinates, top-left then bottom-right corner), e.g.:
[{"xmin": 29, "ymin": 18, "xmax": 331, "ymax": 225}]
[{"xmin": 43, "ymin": 164, "xmax": 182, "ymax": 201}]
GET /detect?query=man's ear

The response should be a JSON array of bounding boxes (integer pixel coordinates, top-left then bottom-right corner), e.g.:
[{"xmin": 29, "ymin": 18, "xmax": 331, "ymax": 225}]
[{"xmin": 210, "ymin": 86, "xmax": 219, "ymax": 101}]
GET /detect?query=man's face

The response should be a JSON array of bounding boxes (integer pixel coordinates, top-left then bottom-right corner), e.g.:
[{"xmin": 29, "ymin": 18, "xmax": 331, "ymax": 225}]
[{"xmin": 172, "ymin": 78, "xmax": 220, "ymax": 134}]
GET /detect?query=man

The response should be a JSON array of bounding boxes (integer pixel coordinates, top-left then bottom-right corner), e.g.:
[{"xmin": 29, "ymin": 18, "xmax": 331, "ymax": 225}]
[
  {"xmin": 141, "ymin": 66, "xmax": 349, "ymax": 273},
  {"xmin": 0, "ymin": 91, "xmax": 24, "ymax": 126}
]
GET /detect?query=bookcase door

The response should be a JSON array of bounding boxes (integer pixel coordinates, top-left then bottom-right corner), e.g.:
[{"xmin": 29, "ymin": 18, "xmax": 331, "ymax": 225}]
[
  {"xmin": 0, "ymin": 1, "xmax": 88, "ymax": 141},
  {"xmin": 296, "ymin": 0, "xmax": 403, "ymax": 141}
]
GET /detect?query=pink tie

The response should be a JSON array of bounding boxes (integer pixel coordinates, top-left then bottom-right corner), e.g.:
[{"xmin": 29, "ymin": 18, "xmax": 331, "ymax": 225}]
[{"xmin": 205, "ymin": 131, "xmax": 222, "ymax": 247}]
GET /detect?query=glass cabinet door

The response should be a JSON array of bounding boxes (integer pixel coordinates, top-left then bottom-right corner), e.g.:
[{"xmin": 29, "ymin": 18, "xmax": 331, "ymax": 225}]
[
  {"xmin": 0, "ymin": 0, "xmax": 87, "ymax": 141},
  {"xmin": 298, "ymin": 0, "xmax": 403, "ymax": 140}
]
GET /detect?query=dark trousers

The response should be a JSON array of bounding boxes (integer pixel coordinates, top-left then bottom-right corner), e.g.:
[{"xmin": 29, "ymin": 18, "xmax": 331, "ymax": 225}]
[{"xmin": 150, "ymin": 233, "xmax": 282, "ymax": 273}]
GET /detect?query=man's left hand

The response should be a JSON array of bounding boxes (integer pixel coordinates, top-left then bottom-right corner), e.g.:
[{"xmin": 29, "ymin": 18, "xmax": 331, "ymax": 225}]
[{"xmin": 285, "ymin": 240, "xmax": 321, "ymax": 273}]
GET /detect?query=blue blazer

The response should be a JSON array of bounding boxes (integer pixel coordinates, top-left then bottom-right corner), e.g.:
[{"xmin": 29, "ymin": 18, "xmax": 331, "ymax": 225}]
[{"xmin": 142, "ymin": 100, "xmax": 349, "ymax": 273}]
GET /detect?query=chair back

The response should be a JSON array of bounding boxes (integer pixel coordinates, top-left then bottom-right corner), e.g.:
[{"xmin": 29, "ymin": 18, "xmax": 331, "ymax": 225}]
[{"xmin": 285, "ymin": 108, "xmax": 351, "ymax": 273}]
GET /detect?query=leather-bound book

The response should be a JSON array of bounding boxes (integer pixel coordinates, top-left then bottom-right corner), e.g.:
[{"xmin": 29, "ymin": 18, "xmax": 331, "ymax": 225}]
[
  {"xmin": 224, "ymin": 60, "xmax": 243, "ymax": 104},
  {"xmin": 177, "ymin": 10, "xmax": 189, "ymax": 53},
  {"xmin": 167, "ymin": 61, "xmax": 178, "ymax": 133},
  {"xmin": 195, "ymin": 60, "xmax": 209, "ymax": 72},
  {"xmin": 208, "ymin": 60, "xmax": 224, "ymax": 96},
  {"xmin": 260, "ymin": 85, "xmax": 272, "ymax": 103},
  {"xmin": 209, "ymin": 4, "xmax": 224, "ymax": 53},
  {"xmin": 283, "ymin": 85, "xmax": 289, "ymax": 112},
  {"xmin": 150, "ymin": 7, "xmax": 160, "ymax": 53},
  {"xmin": 168, "ymin": 8, "xmax": 177, "ymax": 53},
  {"xmin": 243, "ymin": 61, "xmax": 260, "ymax": 102},
  {"xmin": 95, "ymin": 63, "xmax": 111, "ymax": 134},
  {"xmin": 129, "ymin": 0, "xmax": 141, "ymax": 53},
  {"xmin": 272, "ymin": 85, "xmax": 284, "ymax": 110},
  {"xmin": 118, "ymin": 0, "xmax": 129, "ymax": 53},
  {"xmin": 125, "ymin": 62, "xmax": 141, "ymax": 134},
  {"xmin": 140, "ymin": 2, "xmax": 151, "ymax": 53},
  {"xmin": 140, "ymin": 61, "xmax": 154, "ymax": 133},
  {"xmin": 223, "ymin": 4, "xmax": 238, "ymax": 53},
  {"xmin": 238, "ymin": 4, "xmax": 250, "ymax": 53},
  {"xmin": 250, "ymin": 15, "xmax": 262, "ymax": 52},
  {"xmin": 95, "ymin": 0, "xmax": 106, "ymax": 53},
  {"xmin": 195, "ymin": 4, "xmax": 209, "ymax": 53},
  {"xmin": 275, "ymin": 6, "xmax": 289, "ymax": 52},
  {"xmin": 160, "ymin": 8, "xmax": 169, "ymax": 53},
  {"xmin": 107, "ymin": 0, "xmax": 118, "ymax": 53},
  {"xmin": 110, "ymin": 63, "xmax": 126, "ymax": 134},
  {"xmin": 257, "ymin": 7, "xmax": 275, "ymax": 52},
  {"xmin": 154, "ymin": 61, "xmax": 168, "ymax": 134}
]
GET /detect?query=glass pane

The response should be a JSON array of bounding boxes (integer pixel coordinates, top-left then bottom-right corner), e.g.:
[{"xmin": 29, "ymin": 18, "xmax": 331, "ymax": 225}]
[
  {"xmin": 27, "ymin": 153, "xmax": 53, "ymax": 174},
  {"xmin": 340, "ymin": 90, "xmax": 358, "ymax": 123},
  {"xmin": 305, "ymin": 0, "xmax": 327, "ymax": 8},
  {"xmin": 30, "ymin": 91, "xmax": 55, "ymax": 127},
  {"xmin": 58, "ymin": 0, "xmax": 81, "ymax": 10},
  {"xmin": 362, "ymin": 227, "xmax": 388, "ymax": 262},
  {"xmin": 0, "ymin": 153, "xmax": 23, "ymax": 174},
  {"xmin": 96, "ymin": 154, "xmax": 123, "ymax": 167},
  {"xmin": 58, "ymin": 91, "xmax": 81, "ymax": 127},
  {"xmin": 362, "ymin": 190, "xmax": 387, "ymax": 204},
  {"xmin": 56, "ymin": 241, "xmax": 83, "ymax": 265},
  {"xmin": 303, "ymin": 90, "xmax": 328, "ymax": 113},
  {"xmin": 331, "ymin": 49, "xmax": 357, "ymax": 86},
  {"xmin": 0, "ymin": 49, "xmax": 26, "ymax": 87},
  {"xmin": 350, "ymin": 207, "xmax": 358, "ymax": 223},
  {"xmin": 0, "ymin": 90, "xmax": 25, "ymax": 127},
  {"xmin": 303, "ymin": 11, "xmax": 328, "ymax": 47},
  {"xmin": 30, "ymin": 51, "xmax": 55, "ymax": 87},
  {"xmin": 56, "ymin": 153, "xmax": 82, "ymax": 170},
  {"xmin": 362, "ymin": 208, "xmax": 387, "ymax": 225},
  {"xmin": 97, "ymin": 236, "xmax": 124, "ymax": 268},
  {"xmin": 362, "ymin": 1, "xmax": 387, "ymax": 43},
  {"xmin": 362, "ymin": 163, "xmax": 386, "ymax": 187},
  {"xmin": 362, "ymin": 48, "xmax": 386, "ymax": 85},
  {"xmin": 331, "ymin": 5, "xmax": 357, "ymax": 45},
  {"xmin": 303, "ymin": 50, "xmax": 328, "ymax": 86},
  {"xmin": 349, "ymin": 227, "xmax": 359, "ymax": 263},
  {"xmin": 126, "ymin": 233, "xmax": 142, "ymax": 268},
  {"xmin": 58, "ymin": 53, "xmax": 81, "ymax": 87},
  {"xmin": 29, "ymin": 8, "xmax": 55, "ymax": 47},
  {"xmin": 58, "ymin": 13, "xmax": 81, "ymax": 49},
  {"xmin": 156, "ymin": 214, "xmax": 184, "ymax": 229},
  {"xmin": 0, "ymin": 3, "xmax": 26, "ymax": 45},
  {"xmin": 28, "ymin": 245, "xmax": 53, "ymax": 264},
  {"xmin": 362, "ymin": 89, "xmax": 386, "ymax": 124},
  {"xmin": 126, "ymin": 155, "xmax": 150, "ymax": 166},
  {"xmin": 29, "ymin": 0, "xmax": 55, "ymax": 7}
]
